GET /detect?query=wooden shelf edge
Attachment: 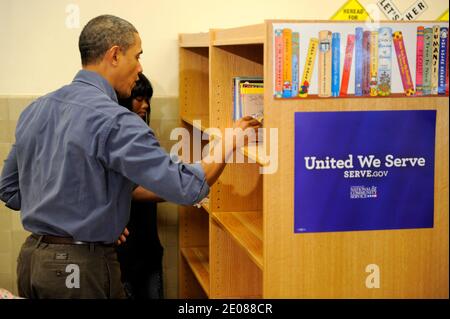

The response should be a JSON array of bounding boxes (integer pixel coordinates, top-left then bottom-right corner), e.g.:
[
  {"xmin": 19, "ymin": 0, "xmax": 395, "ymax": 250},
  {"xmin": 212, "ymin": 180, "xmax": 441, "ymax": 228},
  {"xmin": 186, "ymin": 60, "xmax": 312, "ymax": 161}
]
[
  {"xmin": 181, "ymin": 114, "xmax": 210, "ymax": 132},
  {"xmin": 179, "ymin": 33, "xmax": 210, "ymax": 47},
  {"xmin": 240, "ymin": 143, "xmax": 270, "ymax": 166},
  {"xmin": 211, "ymin": 211, "xmax": 263, "ymax": 270},
  {"xmin": 181, "ymin": 247, "xmax": 210, "ymax": 296},
  {"xmin": 212, "ymin": 24, "xmax": 265, "ymax": 46}
]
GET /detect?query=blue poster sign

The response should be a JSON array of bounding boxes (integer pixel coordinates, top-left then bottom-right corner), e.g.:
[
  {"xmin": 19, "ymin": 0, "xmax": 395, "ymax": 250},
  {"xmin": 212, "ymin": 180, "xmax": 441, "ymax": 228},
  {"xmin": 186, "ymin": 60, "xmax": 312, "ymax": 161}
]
[{"xmin": 294, "ymin": 110, "xmax": 436, "ymax": 233}]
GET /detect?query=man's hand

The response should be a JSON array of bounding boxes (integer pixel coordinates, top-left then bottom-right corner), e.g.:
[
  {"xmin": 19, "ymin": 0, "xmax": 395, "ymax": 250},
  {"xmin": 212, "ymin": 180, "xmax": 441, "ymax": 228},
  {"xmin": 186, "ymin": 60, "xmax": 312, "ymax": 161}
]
[
  {"xmin": 234, "ymin": 116, "xmax": 262, "ymax": 148},
  {"xmin": 115, "ymin": 227, "xmax": 129, "ymax": 245},
  {"xmin": 200, "ymin": 116, "xmax": 262, "ymax": 187}
]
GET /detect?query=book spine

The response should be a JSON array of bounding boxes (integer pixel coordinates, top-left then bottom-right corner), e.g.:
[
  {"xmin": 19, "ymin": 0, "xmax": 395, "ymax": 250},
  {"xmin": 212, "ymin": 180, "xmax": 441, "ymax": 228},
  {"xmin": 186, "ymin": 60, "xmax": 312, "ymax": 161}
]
[
  {"xmin": 393, "ymin": 31, "xmax": 415, "ymax": 96},
  {"xmin": 355, "ymin": 27, "xmax": 363, "ymax": 96},
  {"xmin": 331, "ymin": 33, "xmax": 341, "ymax": 97},
  {"xmin": 274, "ymin": 29, "xmax": 284, "ymax": 98},
  {"xmin": 447, "ymin": 30, "xmax": 449, "ymax": 95},
  {"xmin": 377, "ymin": 27, "xmax": 392, "ymax": 97},
  {"xmin": 318, "ymin": 30, "xmax": 332, "ymax": 97},
  {"xmin": 415, "ymin": 26, "xmax": 424, "ymax": 96},
  {"xmin": 431, "ymin": 25, "xmax": 440, "ymax": 95},
  {"xmin": 282, "ymin": 28, "xmax": 292, "ymax": 98},
  {"xmin": 340, "ymin": 34, "xmax": 354, "ymax": 97},
  {"xmin": 299, "ymin": 38, "xmax": 319, "ymax": 97},
  {"xmin": 423, "ymin": 28, "xmax": 433, "ymax": 95},
  {"xmin": 369, "ymin": 31, "xmax": 378, "ymax": 96},
  {"xmin": 438, "ymin": 27, "xmax": 448, "ymax": 95},
  {"xmin": 362, "ymin": 31, "xmax": 371, "ymax": 96},
  {"xmin": 292, "ymin": 32, "xmax": 300, "ymax": 97}
]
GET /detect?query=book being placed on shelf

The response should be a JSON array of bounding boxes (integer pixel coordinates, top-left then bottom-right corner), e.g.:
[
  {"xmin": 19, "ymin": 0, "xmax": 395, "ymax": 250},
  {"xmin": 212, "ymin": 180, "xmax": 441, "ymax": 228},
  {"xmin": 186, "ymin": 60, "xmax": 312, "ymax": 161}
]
[
  {"xmin": 377, "ymin": 27, "xmax": 392, "ymax": 97},
  {"xmin": 233, "ymin": 77, "xmax": 263, "ymax": 121},
  {"xmin": 331, "ymin": 32, "xmax": 341, "ymax": 97},
  {"xmin": 431, "ymin": 25, "xmax": 440, "ymax": 95},
  {"xmin": 240, "ymin": 82, "xmax": 264, "ymax": 120},
  {"xmin": 415, "ymin": 26, "xmax": 424, "ymax": 96},
  {"xmin": 299, "ymin": 38, "xmax": 318, "ymax": 97},
  {"xmin": 393, "ymin": 31, "xmax": 415, "ymax": 96},
  {"xmin": 340, "ymin": 34, "xmax": 354, "ymax": 97},
  {"xmin": 438, "ymin": 27, "xmax": 448, "ymax": 95},
  {"xmin": 423, "ymin": 27, "xmax": 433, "ymax": 95},
  {"xmin": 318, "ymin": 30, "xmax": 332, "ymax": 97}
]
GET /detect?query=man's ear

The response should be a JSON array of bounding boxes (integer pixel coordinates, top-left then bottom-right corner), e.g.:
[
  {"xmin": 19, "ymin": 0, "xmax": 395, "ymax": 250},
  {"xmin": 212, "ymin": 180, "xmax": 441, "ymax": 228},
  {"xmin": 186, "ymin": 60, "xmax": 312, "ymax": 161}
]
[{"xmin": 105, "ymin": 45, "xmax": 121, "ymax": 66}]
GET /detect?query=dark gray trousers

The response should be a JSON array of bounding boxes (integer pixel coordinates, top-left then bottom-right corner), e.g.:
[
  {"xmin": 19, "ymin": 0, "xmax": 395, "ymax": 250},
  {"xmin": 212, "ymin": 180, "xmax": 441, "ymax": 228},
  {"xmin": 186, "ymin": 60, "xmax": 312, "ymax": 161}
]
[{"xmin": 17, "ymin": 235, "xmax": 126, "ymax": 299}]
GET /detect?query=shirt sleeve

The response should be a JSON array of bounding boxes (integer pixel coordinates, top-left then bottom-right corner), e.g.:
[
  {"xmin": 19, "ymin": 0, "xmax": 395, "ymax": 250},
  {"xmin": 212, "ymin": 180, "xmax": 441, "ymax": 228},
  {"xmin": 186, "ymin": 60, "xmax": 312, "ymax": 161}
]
[
  {"xmin": 0, "ymin": 144, "xmax": 21, "ymax": 211},
  {"xmin": 100, "ymin": 113, "xmax": 209, "ymax": 206}
]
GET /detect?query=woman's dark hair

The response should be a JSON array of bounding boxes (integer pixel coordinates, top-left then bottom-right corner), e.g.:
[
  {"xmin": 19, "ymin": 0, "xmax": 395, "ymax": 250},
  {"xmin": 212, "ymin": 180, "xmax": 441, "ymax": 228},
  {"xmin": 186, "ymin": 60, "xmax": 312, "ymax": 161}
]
[{"xmin": 118, "ymin": 73, "xmax": 153, "ymax": 122}]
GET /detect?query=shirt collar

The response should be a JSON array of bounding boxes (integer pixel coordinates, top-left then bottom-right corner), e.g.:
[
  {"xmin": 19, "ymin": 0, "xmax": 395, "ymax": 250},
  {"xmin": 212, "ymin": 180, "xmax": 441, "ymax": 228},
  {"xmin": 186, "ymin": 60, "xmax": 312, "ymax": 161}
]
[{"xmin": 72, "ymin": 69, "xmax": 118, "ymax": 103}]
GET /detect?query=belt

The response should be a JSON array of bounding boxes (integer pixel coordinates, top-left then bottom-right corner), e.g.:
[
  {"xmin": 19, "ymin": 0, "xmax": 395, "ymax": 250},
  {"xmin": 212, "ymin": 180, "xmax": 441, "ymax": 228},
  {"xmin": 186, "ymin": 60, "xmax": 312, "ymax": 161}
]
[{"xmin": 32, "ymin": 234, "xmax": 115, "ymax": 247}]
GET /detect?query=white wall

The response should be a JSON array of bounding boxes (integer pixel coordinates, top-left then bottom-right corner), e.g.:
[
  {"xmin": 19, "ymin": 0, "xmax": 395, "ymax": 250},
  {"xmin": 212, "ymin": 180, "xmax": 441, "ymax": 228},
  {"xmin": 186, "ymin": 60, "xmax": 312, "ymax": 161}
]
[{"xmin": 0, "ymin": 0, "xmax": 447, "ymax": 96}]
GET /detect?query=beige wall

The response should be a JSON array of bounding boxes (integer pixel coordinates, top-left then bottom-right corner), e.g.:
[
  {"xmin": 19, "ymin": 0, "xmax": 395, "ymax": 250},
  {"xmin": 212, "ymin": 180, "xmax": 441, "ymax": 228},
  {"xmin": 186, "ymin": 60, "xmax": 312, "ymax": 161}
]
[
  {"xmin": 0, "ymin": 0, "xmax": 448, "ymax": 298},
  {"xmin": 0, "ymin": 0, "xmax": 447, "ymax": 96}
]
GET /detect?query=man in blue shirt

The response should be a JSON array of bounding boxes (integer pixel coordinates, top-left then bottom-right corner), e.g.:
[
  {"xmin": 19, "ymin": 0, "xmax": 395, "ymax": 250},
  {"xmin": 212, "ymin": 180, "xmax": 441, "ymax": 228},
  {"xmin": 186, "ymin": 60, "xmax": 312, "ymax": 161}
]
[{"xmin": 0, "ymin": 15, "xmax": 260, "ymax": 298}]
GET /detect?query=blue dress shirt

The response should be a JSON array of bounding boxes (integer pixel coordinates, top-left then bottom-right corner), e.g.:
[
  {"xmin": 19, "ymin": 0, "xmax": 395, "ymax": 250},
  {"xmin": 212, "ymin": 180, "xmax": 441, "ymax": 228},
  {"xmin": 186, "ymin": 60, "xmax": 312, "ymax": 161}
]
[{"xmin": 0, "ymin": 70, "xmax": 209, "ymax": 243}]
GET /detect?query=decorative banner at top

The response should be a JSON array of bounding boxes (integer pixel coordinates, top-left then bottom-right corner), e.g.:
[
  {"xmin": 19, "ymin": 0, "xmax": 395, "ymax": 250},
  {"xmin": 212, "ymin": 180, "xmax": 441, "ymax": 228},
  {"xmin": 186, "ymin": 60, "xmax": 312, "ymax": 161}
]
[
  {"xmin": 438, "ymin": 9, "xmax": 449, "ymax": 21},
  {"xmin": 377, "ymin": 0, "xmax": 429, "ymax": 21},
  {"xmin": 294, "ymin": 110, "xmax": 436, "ymax": 233},
  {"xmin": 331, "ymin": 0, "xmax": 372, "ymax": 21},
  {"xmin": 402, "ymin": 0, "xmax": 428, "ymax": 21}
]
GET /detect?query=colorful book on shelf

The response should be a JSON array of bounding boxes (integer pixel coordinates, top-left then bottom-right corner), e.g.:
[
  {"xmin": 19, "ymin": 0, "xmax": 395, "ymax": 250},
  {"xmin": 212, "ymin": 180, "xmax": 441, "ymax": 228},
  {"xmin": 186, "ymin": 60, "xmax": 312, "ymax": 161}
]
[
  {"xmin": 378, "ymin": 27, "xmax": 392, "ymax": 96},
  {"xmin": 415, "ymin": 26, "xmax": 424, "ymax": 96},
  {"xmin": 240, "ymin": 83, "xmax": 264, "ymax": 120},
  {"xmin": 438, "ymin": 27, "xmax": 448, "ymax": 95},
  {"xmin": 431, "ymin": 25, "xmax": 440, "ymax": 95},
  {"xmin": 423, "ymin": 27, "xmax": 433, "ymax": 95},
  {"xmin": 318, "ymin": 30, "xmax": 332, "ymax": 97},
  {"xmin": 362, "ymin": 30, "xmax": 371, "ymax": 96},
  {"xmin": 354, "ymin": 27, "xmax": 364, "ymax": 96},
  {"xmin": 377, "ymin": 27, "xmax": 392, "ymax": 97},
  {"xmin": 369, "ymin": 31, "xmax": 378, "ymax": 97},
  {"xmin": 291, "ymin": 32, "xmax": 300, "ymax": 97},
  {"xmin": 393, "ymin": 31, "xmax": 415, "ymax": 96},
  {"xmin": 331, "ymin": 32, "xmax": 341, "ymax": 97},
  {"xmin": 299, "ymin": 38, "xmax": 318, "ymax": 97},
  {"xmin": 447, "ymin": 29, "xmax": 449, "ymax": 95},
  {"xmin": 282, "ymin": 28, "xmax": 293, "ymax": 98},
  {"xmin": 274, "ymin": 29, "xmax": 284, "ymax": 98},
  {"xmin": 233, "ymin": 77, "xmax": 263, "ymax": 121},
  {"xmin": 339, "ymin": 34, "xmax": 354, "ymax": 97}
]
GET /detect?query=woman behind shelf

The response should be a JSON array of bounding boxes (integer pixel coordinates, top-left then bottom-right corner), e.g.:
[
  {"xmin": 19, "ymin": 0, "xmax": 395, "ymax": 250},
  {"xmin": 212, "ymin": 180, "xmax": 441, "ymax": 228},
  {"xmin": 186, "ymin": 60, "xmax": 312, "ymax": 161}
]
[{"xmin": 116, "ymin": 73, "xmax": 164, "ymax": 299}]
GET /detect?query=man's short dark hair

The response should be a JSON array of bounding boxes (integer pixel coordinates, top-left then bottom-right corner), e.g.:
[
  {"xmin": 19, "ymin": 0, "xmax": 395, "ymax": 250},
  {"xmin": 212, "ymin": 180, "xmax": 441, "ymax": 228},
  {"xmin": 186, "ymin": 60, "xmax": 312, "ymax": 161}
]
[{"xmin": 79, "ymin": 15, "xmax": 138, "ymax": 66}]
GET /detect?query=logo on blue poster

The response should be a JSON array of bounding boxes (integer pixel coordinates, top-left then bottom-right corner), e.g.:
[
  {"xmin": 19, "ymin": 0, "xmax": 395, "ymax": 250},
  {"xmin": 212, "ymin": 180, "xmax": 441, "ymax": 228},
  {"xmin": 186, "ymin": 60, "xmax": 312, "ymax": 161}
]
[{"xmin": 294, "ymin": 110, "xmax": 436, "ymax": 233}]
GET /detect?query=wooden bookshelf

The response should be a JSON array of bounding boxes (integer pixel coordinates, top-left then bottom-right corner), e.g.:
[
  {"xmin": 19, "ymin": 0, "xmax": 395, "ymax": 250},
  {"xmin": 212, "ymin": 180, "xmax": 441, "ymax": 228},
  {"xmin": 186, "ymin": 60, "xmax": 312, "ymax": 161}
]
[
  {"xmin": 179, "ymin": 21, "xmax": 449, "ymax": 299},
  {"xmin": 212, "ymin": 211, "xmax": 263, "ymax": 269},
  {"xmin": 180, "ymin": 247, "xmax": 210, "ymax": 296},
  {"xmin": 179, "ymin": 32, "xmax": 210, "ymax": 48},
  {"xmin": 180, "ymin": 113, "xmax": 210, "ymax": 132}
]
